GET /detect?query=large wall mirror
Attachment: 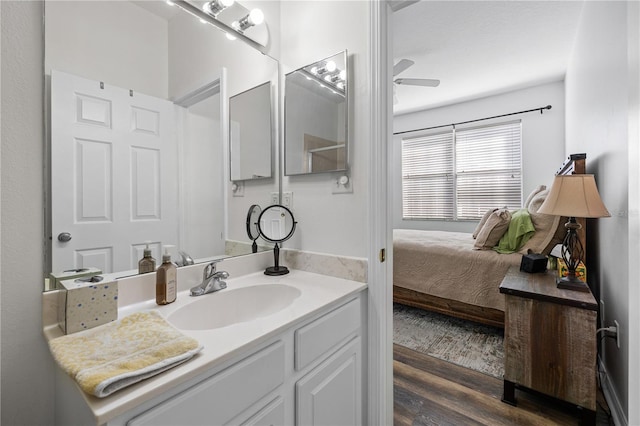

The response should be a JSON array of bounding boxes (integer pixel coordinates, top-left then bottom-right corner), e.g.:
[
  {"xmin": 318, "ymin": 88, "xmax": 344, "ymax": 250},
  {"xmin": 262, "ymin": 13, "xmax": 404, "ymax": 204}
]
[
  {"xmin": 44, "ymin": 0, "xmax": 278, "ymax": 289},
  {"xmin": 284, "ymin": 50, "xmax": 348, "ymax": 176}
]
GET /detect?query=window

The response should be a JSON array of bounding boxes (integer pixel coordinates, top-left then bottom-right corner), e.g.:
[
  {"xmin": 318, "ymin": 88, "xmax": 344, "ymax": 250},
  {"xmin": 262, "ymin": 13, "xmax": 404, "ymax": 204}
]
[{"xmin": 401, "ymin": 120, "xmax": 522, "ymax": 220}]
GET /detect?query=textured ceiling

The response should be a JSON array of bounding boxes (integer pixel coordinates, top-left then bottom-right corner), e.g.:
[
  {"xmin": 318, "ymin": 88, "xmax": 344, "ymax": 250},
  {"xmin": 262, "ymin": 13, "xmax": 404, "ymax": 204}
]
[{"xmin": 392, "ymin": 1, "xmax": 584, "ymax": 115}]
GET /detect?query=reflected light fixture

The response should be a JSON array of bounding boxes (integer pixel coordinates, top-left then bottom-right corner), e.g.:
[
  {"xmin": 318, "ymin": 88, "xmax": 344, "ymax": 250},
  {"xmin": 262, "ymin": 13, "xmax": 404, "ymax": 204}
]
[
  {"xmin": 166, "ymin": 0, "xmax": 175, "ymax": 6},
  {"xmin": 232, "ymin": 8, "xmax": 264, "ymax": 32},
  {"xmin": 202, "ymin": 0, "xmax": 234, "ymax": 16},
  {"xmin": 538, "ymin": 174, "xmax": 610, "ymax": 292}
]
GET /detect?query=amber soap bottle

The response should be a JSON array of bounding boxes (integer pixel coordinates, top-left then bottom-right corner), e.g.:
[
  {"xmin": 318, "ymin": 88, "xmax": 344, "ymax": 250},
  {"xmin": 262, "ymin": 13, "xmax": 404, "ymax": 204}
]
[
  {"xmin": 156, "ymin": 247, "xmax": 177, "ymax": 305},
  {"xmin": 138, "ymin": 243, "xmax": 156, "ymax": 274}
]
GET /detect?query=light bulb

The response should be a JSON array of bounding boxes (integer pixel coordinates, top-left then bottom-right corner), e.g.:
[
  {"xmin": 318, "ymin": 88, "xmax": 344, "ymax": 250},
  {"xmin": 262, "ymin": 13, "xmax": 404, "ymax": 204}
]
[
  {"xmin": 325, "ymin": 61, "xmax": 336, "ymax": 72},
  {"xmin": 337, "ymin": 82, "xmax": 344, "ymax": 90},
  {"xmin": 310, "ymin": 66, "xmax": 318, "ymax": 75},
  {"xmin": 203, "ymin": 0, "xmax": 234, "ymax": 16},
  {"xmin": 339, "ymin": 70, "xmax": 346, "ymax": 80},
  {"xmin": 248, "ymin": 8, "xmax": 264, "ymax": 25},
  {"xmin": 324, "ymin": 75, "xmax": 332, "ymax": 82}
]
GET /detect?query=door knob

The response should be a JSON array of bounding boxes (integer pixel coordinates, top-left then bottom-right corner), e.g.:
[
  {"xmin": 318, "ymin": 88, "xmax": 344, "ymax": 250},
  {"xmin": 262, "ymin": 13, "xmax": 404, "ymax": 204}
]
[{"xmin": 57, "ymin": 232, "xmax": 72, "ymax": 242}]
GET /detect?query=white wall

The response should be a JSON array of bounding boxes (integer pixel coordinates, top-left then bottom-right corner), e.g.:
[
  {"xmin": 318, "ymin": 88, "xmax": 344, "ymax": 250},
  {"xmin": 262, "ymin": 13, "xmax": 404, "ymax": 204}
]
[
  {"xmin": 565, "ymin": 1, "xmax": 631, "ymax": 422},
  {"xmin": 1, "ymin": 1, "xmax": 56, "ymax": 424},
  {"xmin": 279, "ymin": 1, "xmax": 370, "ymax": 257},
  {"xmin": 45, "ymin": 1, "xmax": 169, "ymax": 99},
  {"xmin": 393, "ymin": 81, "xmax": 566, "ymax": 232}
]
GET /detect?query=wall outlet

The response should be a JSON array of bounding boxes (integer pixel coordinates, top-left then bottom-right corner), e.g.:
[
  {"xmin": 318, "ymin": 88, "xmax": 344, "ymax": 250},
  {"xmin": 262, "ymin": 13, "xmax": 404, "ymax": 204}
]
[
  {"xmin": 614, "ymin": 320, "xmax": 620, "ymax": 348},
  {"xmin": 282, "ymin": 192, "xmax": 293, "ymax": 208},
  {"xmin": 270, "ymin": 192, "xmax": 279, "ymax": 205}
]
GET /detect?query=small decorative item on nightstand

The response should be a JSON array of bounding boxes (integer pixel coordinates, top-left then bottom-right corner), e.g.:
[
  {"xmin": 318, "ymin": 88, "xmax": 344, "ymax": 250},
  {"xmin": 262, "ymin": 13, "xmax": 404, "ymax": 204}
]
[
  {"xmin": 519, "ymin": 252, "xmax": 547, "ymax": 273},
  {"xmin": 537, "ymin": 174, "xmax": 610, "ymax": 291}
]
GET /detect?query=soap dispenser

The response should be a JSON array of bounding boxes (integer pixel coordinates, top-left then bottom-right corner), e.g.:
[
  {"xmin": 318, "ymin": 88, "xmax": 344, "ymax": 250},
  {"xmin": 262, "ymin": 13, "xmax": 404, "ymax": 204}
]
[
  {"xmin": 156, "ymin": 246, "xmax": 177, "ymax": 305},
  {"xmin": 138, "ymin": 243, "xmax": 156, "ymax": 274}
]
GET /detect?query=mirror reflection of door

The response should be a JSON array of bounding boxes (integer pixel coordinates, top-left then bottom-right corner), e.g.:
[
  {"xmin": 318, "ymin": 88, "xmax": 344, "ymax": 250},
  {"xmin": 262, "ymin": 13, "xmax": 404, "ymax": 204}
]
[
  {"xmin": 51, "ymin": 70, "xmax": 178, "ymax": 273},
  {"xmin": 176, "ymin": 81, "xmax": 225, "ymax": 261}
]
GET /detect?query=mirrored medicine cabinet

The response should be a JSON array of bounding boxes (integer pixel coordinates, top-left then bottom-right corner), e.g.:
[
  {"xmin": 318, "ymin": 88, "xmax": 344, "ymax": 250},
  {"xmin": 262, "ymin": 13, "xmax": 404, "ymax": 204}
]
[
  {"xmin": 284, "ymin": 50, "xmax": 349, "ymax": 176},
  {"xmin": 43, "ymin": 0, "xmax": 278, "ymax": 289}
]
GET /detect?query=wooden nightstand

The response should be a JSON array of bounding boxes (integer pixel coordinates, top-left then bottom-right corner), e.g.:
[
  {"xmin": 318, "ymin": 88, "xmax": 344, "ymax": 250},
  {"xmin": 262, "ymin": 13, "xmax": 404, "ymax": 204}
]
[{"xmin": 499, "ymin": 266, "xmax": 597, "ymax": 425}]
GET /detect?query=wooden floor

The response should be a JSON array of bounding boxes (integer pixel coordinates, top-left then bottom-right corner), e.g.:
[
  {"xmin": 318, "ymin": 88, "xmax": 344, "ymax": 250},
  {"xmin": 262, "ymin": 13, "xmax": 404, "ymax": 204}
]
[{"xmin": 393, "ymin": 344, "xmax": 613, "ymax": 426}]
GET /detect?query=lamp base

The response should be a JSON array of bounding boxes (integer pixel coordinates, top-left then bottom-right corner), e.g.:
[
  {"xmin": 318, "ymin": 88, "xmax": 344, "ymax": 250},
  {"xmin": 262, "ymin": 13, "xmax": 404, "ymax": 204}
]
[
  {"xmin": 264, "ymin": 266, "xmax": 289, "ymax": 276},
  {"xmin": 556, "ymin": 275, "xmax": 589, "ymax": 292}
]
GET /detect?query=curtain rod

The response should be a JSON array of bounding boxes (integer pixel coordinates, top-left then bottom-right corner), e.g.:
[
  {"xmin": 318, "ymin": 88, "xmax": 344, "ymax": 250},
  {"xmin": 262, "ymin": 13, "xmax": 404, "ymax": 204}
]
[{"xmin": 393, "ymin": 104, "xmax": 552, "ymax": 136}]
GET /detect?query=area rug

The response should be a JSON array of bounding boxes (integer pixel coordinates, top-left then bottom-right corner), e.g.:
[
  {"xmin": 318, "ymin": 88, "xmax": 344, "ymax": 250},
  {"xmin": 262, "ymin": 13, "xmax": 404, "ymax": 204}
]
[{"xmin": 393, "ymin": 303, "xmax": 504, "ymax": 379}]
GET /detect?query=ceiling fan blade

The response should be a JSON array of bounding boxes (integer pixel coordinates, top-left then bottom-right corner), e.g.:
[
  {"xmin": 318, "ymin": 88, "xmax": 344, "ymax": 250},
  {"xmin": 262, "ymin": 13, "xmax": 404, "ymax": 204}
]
[
  {"xmin": 394, "ymin": 78, "xmax": 440, "ymax": 87},
  {"xmin": 393, "ymin": 59, "xmax": 414, "ymax": 77}
]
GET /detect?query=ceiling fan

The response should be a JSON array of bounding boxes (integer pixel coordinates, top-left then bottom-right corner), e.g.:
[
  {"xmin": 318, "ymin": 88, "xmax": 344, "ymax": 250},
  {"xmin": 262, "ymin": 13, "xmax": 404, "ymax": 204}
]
[{"xmin": 393, "ymin": 59, "xmax": 440, "ymax": 104}]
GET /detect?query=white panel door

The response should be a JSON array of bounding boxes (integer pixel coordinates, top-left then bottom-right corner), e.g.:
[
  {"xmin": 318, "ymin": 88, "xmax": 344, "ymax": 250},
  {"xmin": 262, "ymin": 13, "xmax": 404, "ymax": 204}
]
[{"xmin": 51, "ymin": 70, "xmax": 177, "ymax": 273}]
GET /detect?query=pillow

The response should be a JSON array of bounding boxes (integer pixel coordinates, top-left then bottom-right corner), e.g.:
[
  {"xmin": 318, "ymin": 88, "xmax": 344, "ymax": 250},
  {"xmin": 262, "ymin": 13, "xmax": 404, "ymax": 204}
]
[
  {"xmin": 517, "ymin": 189, "xmax": 564, "ymax": 255},
  {"xmin": 494, "ymin": 209, "xmax": 536, "ymax": 254},
  {"xmin": 527, "ymin": 189, "xmax": 549, "ymax": 214},
  {"xmin": 523, "ymin": 185, "xmax": 546, "ymax": 209},
  {"xmin": 473, "ymin": 208, "xmax": 511, "ymax": 250},
  {"xmin": 472, "ymin": 208, "xmax": 498, "ymax": 239},
  {"xmin": 520, "ymin": 213, "xmax": 563, "ymax": 255}
]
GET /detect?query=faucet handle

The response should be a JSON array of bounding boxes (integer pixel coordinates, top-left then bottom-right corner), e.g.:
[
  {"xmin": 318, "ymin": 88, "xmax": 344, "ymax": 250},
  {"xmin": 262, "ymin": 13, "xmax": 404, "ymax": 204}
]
[
  {"xmin": 202, "ymin": 260, "xmax": 223, "ymax": 281},
  {"xmin": 214, "ymin": 270, "xmax": 229, "ymax": 280}
]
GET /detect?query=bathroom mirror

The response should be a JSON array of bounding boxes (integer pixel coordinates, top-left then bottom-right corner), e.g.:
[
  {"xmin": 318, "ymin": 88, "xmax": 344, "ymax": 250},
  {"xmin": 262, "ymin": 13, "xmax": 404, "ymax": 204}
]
[
  {"xmin": 284, "ymin": 50, "xmax": 348, "ymax": 176},
  {"xmin": 44, "ymin": 0, "xmax": 278, "ymax": 288},
  {"xmin": 229, "ymin": 81, "xmax": 273, "ymax": 181},
  {"xmin": 257, "ymin": 205, "xmax": 297, "ymax": 276}
]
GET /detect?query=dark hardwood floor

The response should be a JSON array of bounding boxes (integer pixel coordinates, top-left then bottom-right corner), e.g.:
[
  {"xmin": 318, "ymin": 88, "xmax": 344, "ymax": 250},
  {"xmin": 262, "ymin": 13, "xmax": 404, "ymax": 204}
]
[{"xmin": 393, "ymin": 344, "xmax": 613, "ymax": 426}]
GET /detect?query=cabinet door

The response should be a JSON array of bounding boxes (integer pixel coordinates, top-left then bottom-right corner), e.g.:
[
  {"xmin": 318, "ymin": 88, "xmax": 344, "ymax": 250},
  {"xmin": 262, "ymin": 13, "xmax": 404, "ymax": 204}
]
[
  {"xmin": 128, "ymin": 341, "xmax": 284, "ymax": 426},
  {"xmin": 296, "ymin": 337, "xmax": 361, "ymax": 426}
]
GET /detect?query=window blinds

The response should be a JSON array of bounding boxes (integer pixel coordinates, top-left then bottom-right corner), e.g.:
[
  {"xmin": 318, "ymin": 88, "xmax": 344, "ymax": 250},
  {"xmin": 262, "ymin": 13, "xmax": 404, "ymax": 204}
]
[{"xmin": 401, "ymin": 121, "xmax": 522, "ymax": 220}]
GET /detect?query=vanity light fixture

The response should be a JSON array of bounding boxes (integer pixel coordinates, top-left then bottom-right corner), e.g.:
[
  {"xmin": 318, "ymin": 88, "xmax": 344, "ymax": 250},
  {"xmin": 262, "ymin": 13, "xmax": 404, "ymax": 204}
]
[
  {"xmin": 202, "ymin": 0, "xmax": 234, "ymax": 17},
  {"xmin": 232, "ymin": 8, "xmax": 264, "ymax": 33}
]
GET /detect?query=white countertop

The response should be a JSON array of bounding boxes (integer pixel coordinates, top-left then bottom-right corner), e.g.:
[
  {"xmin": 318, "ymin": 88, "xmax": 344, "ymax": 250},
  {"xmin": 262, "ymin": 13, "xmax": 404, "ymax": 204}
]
[{"xmin": 44, "ymin": 268, "xmax": 367, "ymax": 425}]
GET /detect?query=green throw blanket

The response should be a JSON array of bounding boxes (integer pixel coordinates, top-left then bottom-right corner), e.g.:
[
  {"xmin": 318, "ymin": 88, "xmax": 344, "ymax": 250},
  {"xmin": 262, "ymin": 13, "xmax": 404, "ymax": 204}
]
[{"xmin": 494, "ymin": 209, "xmax": 535, "ymax": 254}]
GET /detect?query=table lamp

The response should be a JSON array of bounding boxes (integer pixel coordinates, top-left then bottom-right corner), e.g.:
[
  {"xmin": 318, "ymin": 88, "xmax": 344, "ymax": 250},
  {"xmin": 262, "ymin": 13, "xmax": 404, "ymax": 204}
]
[{"xmin": 537, "ymin": 174, "xmax": 610, "ymax": 292}]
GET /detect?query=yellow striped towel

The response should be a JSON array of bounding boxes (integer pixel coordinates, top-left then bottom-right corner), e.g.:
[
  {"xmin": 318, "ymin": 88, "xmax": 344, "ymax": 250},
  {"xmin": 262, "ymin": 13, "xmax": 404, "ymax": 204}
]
[{"xmin": 49, "ymin": 310, "xmax": 202, "ymax": 398}]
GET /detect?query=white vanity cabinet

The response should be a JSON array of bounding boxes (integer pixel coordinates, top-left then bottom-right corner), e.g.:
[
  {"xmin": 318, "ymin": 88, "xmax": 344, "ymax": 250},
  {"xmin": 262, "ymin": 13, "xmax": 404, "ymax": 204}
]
[{"xmin": 55, "ymin": 292, "xmax": 366, "ymax": 426}]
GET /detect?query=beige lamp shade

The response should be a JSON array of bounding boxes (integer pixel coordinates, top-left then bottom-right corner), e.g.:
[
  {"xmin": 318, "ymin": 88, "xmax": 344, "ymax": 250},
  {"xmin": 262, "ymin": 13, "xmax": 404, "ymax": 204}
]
[{"xmin": 538, "ymin": 174, "xmax": 611, "ymax": 218}]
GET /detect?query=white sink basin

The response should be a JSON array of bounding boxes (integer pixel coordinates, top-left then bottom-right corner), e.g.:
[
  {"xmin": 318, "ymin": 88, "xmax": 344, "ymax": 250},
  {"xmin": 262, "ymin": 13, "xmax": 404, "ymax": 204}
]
[{"xmin": 167, "ymin": 284, "xmax": 302, "ymax": 330}]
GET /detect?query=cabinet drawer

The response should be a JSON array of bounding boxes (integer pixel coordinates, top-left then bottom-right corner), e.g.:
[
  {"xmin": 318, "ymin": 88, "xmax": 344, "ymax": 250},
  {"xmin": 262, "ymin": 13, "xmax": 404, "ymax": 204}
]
[
  {"xmin": 295, "ymin": 298, "xmax": 360, "ymax": 370},
  {"xmin": 128, "ymin": 341, "xmax": 285, "ymax": 426}
]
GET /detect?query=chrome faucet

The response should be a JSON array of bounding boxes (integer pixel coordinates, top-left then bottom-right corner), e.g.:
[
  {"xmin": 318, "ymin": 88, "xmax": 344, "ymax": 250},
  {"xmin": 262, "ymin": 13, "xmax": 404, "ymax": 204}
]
[
  {"xmin": 190, "ymin": 261, "xmax": 228, "ymax": 296},
  {"xmin": 177, "ymin": 250, "xmax": 194, "ymax": 267}
]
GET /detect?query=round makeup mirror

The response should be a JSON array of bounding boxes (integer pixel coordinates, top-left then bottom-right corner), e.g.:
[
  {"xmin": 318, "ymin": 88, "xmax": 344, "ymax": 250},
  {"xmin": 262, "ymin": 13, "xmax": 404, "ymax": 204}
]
[
  {"xmin": 257, "ymin": 205, "xmax": 297, "ymax": 275},
  {"xmin": 245, "ymin": 204, "xmax": 262, "ymax": 253}
]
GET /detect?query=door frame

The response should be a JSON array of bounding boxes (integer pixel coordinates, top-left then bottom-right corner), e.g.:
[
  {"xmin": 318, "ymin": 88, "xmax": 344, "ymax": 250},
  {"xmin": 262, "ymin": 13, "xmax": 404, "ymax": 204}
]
[{"xmin": 367, "ymin": 1, "xmax": 394, "ymax": 424}]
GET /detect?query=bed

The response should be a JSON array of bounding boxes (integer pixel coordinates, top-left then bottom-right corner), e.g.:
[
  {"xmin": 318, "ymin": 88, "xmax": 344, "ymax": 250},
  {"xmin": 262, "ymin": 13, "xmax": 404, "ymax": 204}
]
[{"xmin": 393, "ymin": 154, "xmax": 586, "ymax": 328}]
